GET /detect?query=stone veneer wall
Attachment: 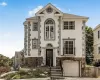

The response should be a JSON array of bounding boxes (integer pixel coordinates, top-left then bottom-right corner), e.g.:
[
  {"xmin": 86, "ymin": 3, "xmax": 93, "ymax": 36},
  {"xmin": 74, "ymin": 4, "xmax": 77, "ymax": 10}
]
[{"xmin": 24, "ymin": 57, "xmax": 43, "ymax": 67}]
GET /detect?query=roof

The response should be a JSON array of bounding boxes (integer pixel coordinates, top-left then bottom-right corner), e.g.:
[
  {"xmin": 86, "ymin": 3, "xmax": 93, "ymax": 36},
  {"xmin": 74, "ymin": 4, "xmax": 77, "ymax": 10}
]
[
  {"xmin": 93, "ymin": 24, "xmax": 100, "ymax": 31},
  {"xmin": 63, "ymin": 13, "xmax": 89, "ymax": 19},
  {"xmin": 26, "ymin": 16, "xmax": 37, "ymax": 20},
  {"xmin": 24, "ymin": 3, "xmax": 89, "ymax": 21}
]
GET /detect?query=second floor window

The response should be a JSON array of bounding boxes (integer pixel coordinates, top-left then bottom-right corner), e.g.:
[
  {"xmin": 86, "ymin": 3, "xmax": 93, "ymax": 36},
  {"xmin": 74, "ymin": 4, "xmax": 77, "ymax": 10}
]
[
  {"xmin": 44, "ymin": 19, "xmax": 55, "ymax": 40},
  {"xmin": 32, "ymin": 39, "xmax": 38, "ymax": 49},
  {"xmin": 63, "ymin": 21, "xmax": 75, "ymax": 30},
  {"xmin": 63, "ymin": 40, "xmax": 75, "ymax": 55},
  {"xmin": 33, "ymin": 23, "xmax": 38, "ymax": 31}
]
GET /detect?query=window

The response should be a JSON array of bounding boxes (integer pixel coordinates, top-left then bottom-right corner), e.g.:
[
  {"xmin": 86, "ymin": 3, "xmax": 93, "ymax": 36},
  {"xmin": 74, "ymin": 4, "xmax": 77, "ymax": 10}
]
[
  {"xmin": 98, "ymin": 47, "xmax": 100, "ymax": 54},
  {"xmin": 32, "ymin": 39, "xmax": 38, "ymax": 49},
  {"xmin": 46, "ymin": 7, "xmax": 53, "ymax": 13},
  {"xmin": 63, "ymin": 21, "xmax": 75, "ymax": 30},
  {"xmin": 98, "ymin": 31, "xmax": 100, "ymax": 39},
  {"xmin": 44, "ymin": 19, "xmax": 55, "ymax": 40},
  {"xmin": 33, "ymin": 23, "xmax": 38, "ymax": 31},
  {"xmin": 63, "ymin": 40, "xmax": 75, "ymax": 55}
]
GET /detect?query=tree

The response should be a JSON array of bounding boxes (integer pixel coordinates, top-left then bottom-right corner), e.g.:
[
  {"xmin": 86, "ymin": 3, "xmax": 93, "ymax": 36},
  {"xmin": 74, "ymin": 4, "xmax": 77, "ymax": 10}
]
[
  {"xmin": 0, "ymin": 54, "xmax": 13, "ymax": 67},
  {"xmin": 85, "ymin": 26, "xmax": 94, "ymax": 65}
]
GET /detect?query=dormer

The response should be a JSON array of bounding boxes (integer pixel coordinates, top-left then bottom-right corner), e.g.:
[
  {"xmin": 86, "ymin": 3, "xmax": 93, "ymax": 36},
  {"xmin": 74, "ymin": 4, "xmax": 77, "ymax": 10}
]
[{"xmin": 35, "ymin": 3, "xmax": 63, "ymax": 16}]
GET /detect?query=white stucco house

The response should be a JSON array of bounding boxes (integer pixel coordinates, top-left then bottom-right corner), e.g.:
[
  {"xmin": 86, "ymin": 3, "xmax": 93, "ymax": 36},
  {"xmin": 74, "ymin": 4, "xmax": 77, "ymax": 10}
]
[
  {"xmin": 93, "ymin": 24, "xmax": 100, "ymax": 61},
  {"xmin": 23, "ymin": 3, "xmax": 88, "ymax": 77}
]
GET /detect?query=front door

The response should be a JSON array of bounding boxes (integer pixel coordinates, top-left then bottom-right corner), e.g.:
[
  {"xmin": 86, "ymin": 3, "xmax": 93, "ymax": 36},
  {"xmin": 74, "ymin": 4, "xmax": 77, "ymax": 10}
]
[{"xmin": 46, "ymin": 49, "xmax": 53, "ymax": 66}]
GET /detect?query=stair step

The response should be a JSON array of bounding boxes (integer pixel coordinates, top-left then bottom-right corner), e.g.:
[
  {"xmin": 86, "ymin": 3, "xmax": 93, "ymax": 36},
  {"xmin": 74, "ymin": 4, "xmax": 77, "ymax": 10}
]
[
  {"xmin": 51, "ymin": 71, "xmax": 62, "ymax": 74},
  {"xmin": 51, "ymin": 74, "xmax": 62, "ymax": 76},
  {"xmin": 51, "ymin": 76, "xmax": 65, "ymax": 79},
  {"xmin": 51, "ymin": 67, "xmax": 61, "ymax": 69},
  {"xmin": 51, "ymin": 68, "xmax": 61, "ymax": 71}
]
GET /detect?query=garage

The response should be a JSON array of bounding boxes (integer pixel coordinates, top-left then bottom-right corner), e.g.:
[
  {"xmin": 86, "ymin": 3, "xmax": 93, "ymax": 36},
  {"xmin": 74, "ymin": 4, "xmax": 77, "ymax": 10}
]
[{"xmin": 62, "ymin": 60, "xmax": 80, "ymax": 77}]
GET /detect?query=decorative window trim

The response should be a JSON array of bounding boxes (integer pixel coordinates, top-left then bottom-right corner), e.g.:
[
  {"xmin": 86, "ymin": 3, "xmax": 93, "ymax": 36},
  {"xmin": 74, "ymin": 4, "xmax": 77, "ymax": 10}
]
[
  {"xmin": 46, "ymin": 7, "xmax": 53, "ymax": 13},
  {"xmin": 63, "ymin": 38, "xmax": 75, "ymax": 55},
  {"xmin": 32, "ymin": 22, "xmax": 38, "ymax": 31},
  {"xmin": 32, "ymin": 39, "xmax": 38, "ymax": 49},
  {"xmin": 63, "ymin": 21, "xmax": 75, "ymax": 30},
  {"xmin": 44, "ymin": 18, "xmax": 55, "ymax": 41}
]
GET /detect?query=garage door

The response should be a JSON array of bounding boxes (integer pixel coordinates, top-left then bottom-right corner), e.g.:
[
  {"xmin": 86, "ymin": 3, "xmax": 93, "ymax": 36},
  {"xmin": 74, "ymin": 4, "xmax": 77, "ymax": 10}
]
[{"xmin": 62, "ymin": 60, "xmax": 79, "ymax": 77}]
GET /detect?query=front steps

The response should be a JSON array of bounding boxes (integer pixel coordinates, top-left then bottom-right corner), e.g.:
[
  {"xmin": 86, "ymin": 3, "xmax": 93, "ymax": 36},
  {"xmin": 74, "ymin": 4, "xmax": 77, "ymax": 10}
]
[{"xmin": 50, "ymin": 67, "xmax": 65, "ymax": 80}]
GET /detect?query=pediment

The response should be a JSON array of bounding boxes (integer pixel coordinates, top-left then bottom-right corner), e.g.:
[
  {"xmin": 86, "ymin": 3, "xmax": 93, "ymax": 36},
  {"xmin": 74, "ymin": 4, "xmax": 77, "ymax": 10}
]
[{"xmin": 35, "ymin": 3, "xmax": 63, "ymax": 16}]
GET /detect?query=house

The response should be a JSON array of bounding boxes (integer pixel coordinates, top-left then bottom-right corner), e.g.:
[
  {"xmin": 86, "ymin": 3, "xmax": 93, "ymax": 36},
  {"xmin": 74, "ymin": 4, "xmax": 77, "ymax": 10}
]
[
  {"xmin": 93, "ymin": 24, "xmax": 100, "ymax": 61},
  {"xmin": 14, "ymin": 49, "xmax": 24, "ymax": 68},
  {"xmin": 23, "ymin": 3, "xmax": 88, "ymax": 77}
]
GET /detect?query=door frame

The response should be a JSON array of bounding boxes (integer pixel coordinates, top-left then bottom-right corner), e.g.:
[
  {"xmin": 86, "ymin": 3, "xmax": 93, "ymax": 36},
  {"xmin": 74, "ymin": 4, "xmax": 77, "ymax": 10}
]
[{"xmin": 46, "ymin": 49, "xmax": 53, "ymax": 66}]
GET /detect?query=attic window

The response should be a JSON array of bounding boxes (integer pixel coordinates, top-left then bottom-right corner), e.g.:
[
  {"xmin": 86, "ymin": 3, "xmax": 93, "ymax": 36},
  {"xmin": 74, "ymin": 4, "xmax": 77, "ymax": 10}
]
[{"xmin": 46, "ymin": 7, "xmax": 53, "ymax": 13}]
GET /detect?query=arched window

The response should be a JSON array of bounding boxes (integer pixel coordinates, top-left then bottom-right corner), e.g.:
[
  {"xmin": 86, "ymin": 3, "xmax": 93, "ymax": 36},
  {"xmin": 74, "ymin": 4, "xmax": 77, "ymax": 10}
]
[{"xmin": 44, "ymin": 19, "xmax": 55, "ymax": 40}]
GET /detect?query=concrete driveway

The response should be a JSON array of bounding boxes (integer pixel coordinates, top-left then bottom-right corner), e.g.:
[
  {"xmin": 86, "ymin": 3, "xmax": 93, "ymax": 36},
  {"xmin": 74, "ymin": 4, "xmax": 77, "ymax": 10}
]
[{"xmin": 65, "ymin": 77, "xmax": 100, "ymax": 80}]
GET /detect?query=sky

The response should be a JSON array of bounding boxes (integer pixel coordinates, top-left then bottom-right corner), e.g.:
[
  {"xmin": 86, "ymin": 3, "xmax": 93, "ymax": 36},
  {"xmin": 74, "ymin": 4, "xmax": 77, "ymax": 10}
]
[{"xmin": 0, "ymin": 0, "xmax": 100, "ymax": 58}]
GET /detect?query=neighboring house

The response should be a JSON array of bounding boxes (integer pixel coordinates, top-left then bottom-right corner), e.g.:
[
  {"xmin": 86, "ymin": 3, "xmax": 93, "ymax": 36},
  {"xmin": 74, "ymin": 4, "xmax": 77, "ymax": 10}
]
[
  {"xmin": 23, "ymin": 3, "xmax": 88, "ymax": 77},
  {"xmin": 93, "ymin": 24, "xmax": 100, "ymax": 61},
  {"xmin": 14, "ymin": 49, "xmax": 24, "ymax": 68}
]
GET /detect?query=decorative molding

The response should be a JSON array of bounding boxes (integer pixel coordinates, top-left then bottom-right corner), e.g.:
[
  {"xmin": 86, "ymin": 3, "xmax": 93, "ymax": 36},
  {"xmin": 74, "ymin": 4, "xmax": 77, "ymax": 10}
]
[
  {"xmin": 38, "ymin": 16, "xmax": 41, "ymax": 56},
  {"xmin": 58, "ymin": 16, "xmax": 61, "ymax": 55},
  {"xmin": 28, "ymin": 22, "xmax": 31, "ymax": 56},
  {"xmin": 44, "ymin": 18, "xmax": 55, "ymax": 41},
  {"xmin": 24, "ymin": 25, "xmax": 27, "ymax": 55}
]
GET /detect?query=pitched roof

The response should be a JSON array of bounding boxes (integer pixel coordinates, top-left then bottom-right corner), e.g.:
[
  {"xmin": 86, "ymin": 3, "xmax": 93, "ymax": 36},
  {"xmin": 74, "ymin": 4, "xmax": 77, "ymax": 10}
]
[
  {"xmin": 93, "ymin": 24, "xmax": 100, "ymax": 31},
  {"xmin": 35, "ymin": 3, "xmax": 63, "ymax": 15},
  {"xmin": 63, "ymin": 13, "xmax": 89, "ymax": 19}
]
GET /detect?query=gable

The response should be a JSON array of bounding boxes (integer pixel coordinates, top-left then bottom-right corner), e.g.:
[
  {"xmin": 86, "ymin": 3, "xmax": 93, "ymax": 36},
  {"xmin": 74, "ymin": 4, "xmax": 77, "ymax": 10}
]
[
  {"xmin": 93, "ymin": 24, "xmax": 100, "ymax": 31},
  {"xmin": 35, "ymin": 3, "xmax": 63, "ymax": 16}
]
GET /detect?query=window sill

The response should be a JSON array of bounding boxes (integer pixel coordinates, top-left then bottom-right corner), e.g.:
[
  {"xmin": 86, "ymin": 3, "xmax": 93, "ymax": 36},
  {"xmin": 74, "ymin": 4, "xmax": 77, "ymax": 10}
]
[
  {"xmin": 44, "ymin": 39, "xmax": 55, "ymax": 41},
  {"xmin": 32, "ymin": 48, "xmax": 38, "ymax": 49},
  {"xmin": 62, "ymin": 54, "xmax": 75, "ymax": 57}
]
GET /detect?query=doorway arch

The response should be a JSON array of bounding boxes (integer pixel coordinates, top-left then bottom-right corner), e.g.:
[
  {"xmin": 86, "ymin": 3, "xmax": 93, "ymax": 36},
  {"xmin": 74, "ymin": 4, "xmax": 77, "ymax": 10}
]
[{"xmin": 46, "ymin": 43, "xmax": 53, "ymax": 66}]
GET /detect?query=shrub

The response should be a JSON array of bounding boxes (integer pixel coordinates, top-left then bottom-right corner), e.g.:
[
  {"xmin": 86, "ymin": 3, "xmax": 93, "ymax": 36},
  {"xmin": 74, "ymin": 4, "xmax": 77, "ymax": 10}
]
[{"xmin": 0, "ymin": 66, "xmax": 10, "ymax": 75}]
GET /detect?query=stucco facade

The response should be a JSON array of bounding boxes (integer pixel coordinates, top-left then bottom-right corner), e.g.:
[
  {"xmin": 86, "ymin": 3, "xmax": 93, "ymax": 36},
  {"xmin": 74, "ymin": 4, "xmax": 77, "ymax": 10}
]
[
  {"xmin": 93, "ymin": 24, "xmax": 100, "ymax": 61},
  {"xmin": 23, "ymin": 3, "xmax": 88, "ymax": 77}
]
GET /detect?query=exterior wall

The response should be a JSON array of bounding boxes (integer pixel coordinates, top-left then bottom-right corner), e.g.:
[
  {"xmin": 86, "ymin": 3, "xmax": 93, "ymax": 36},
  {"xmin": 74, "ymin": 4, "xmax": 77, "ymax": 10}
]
[
  {"xmin": 93, "ymin": 26, "xmax": 100, "ymax": 60},
  {"xmin": 39, "ymin": 10, "xmax": 60, "ymax": 66},
  {"xmin": 14, "ymin": 51, "xmax": 24, "ymax": 67},
  {"xmin": 60, "ymin": 18, "xmax": 84, "ymax": 57},
  {"xmin": 23, "ymin": 3, "xmax": 88, "ymax": 67},
  {"xmin": 24, "ymin": 18, "xmax": 39, "ymax": 57}
]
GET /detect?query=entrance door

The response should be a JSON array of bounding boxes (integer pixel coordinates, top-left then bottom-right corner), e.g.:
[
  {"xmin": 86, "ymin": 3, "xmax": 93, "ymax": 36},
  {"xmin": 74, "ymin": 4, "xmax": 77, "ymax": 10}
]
[{"xmin": 46, "ymin": 49, "xmax": 53, "ymax": 66}]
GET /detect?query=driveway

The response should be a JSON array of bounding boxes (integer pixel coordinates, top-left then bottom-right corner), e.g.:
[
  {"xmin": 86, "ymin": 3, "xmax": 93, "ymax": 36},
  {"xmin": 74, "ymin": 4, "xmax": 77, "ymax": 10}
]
[{"xmin": 65, "ymin": 77, "xmax": 100, "ymax": 80}]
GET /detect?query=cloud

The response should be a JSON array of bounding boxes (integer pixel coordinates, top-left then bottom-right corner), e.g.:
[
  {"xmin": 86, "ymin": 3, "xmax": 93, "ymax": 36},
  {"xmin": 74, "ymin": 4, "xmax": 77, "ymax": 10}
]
[
  {"xmin": 0, "ymin": 2, "xmax": 7, "ymax": 6},
  {"xmin": 28, "ymin": 5, "xmax": 43, "ymax": 16}
]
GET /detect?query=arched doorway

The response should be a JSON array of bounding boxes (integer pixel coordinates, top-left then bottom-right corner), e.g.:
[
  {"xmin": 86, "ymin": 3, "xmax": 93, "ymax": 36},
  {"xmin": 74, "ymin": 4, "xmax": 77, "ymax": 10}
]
[{"xmin": 46, "ymin": 44, "xmax": 53, "ymax": 66}]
